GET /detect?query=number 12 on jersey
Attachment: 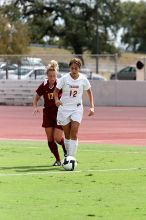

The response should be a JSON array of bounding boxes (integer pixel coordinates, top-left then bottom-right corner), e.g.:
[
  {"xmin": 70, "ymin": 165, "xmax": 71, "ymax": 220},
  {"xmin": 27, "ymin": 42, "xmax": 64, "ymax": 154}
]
[{"xmin": 70, "ymin": 89, "xmax": 77, "ymax": 97}]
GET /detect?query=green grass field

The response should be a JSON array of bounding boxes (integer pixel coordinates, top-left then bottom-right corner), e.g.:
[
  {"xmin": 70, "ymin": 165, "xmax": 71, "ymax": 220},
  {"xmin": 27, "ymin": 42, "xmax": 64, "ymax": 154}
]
[{"xmin": 0, "ymin": 140, "xmax": 146, "ymax": 220}]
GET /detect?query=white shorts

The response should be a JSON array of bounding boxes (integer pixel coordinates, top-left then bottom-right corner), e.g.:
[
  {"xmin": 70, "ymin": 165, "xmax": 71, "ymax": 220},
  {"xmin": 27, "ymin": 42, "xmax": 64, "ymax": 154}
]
[{"xmin": 57, "ymin": 105, "xmax": 83, "ymax": 126}]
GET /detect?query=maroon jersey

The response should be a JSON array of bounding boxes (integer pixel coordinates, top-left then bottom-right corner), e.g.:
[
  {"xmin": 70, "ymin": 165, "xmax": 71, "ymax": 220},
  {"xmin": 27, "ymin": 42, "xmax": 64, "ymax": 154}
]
[
  {"xmin": 36, "ymin": 79, "xmax": 62, "ymax": 128},
  {"xmin": 36, "ymin": 80, "xmax": 59, "ymax": 110}
]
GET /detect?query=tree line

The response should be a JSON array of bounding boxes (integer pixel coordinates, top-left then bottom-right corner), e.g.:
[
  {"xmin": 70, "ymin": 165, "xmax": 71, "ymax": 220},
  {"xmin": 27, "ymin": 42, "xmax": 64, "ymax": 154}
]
[{"xmin": 0, "ymin": 0, "xmax": 146, "ymax": 55}]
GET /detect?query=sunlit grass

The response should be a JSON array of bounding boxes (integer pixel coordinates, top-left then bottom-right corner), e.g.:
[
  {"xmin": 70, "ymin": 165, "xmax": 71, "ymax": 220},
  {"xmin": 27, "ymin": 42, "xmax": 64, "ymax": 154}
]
[{"xmin": 0, "ymin": 140, "xmax": 146, "ymax": 220}]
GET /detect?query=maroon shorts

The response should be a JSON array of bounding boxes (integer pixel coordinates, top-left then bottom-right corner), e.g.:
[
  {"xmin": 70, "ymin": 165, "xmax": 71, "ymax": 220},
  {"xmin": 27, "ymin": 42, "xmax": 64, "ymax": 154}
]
[{"xmin": 42, "ymin": 108, "xmax": 62, "ymax": 130}]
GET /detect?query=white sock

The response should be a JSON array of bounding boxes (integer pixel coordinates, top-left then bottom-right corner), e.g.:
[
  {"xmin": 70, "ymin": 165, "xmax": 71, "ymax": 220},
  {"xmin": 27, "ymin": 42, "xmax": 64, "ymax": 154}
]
[
  {"xmin": 64, "ymin": 138, "xmax": 70, "ymax": 156},
  {"xmin": 69, "ymin": 139, "xmax": 78, "ymax": 157}
]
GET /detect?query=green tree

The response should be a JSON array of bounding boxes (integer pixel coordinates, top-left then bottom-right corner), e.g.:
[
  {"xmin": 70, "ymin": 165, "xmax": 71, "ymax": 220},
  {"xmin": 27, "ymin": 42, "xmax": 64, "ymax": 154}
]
[
  {"xmin": 0, "ymin": 12, "xmax": 30, "ymax": 55},
  {"xmin": 7, "ymin": 0, "xmax": 121, "ymax": 56},
  {"xmin": 120, "ymin": 1, "xmax": 146, "ymax": 52}
]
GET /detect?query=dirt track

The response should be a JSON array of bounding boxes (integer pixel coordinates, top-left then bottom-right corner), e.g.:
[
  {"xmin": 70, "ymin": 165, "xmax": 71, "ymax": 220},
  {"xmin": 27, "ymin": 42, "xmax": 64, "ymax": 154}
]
[{"xmin": 0, "ymin": 106, "xmax": 146, "ymax": 146}]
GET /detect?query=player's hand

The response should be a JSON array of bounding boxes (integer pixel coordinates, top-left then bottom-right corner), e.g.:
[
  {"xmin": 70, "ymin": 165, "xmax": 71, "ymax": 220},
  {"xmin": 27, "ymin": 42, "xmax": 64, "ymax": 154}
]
[
  {"xmin": 88, "ymin": 107, "xmax": 94, "ymax": 116},
  {"xmin": 33, "ymin": 107, "xmax": 40, "ymax": 115},
  {"xmin": 55, "ymin": 100, "xmax": 63, "ymax": 107}
]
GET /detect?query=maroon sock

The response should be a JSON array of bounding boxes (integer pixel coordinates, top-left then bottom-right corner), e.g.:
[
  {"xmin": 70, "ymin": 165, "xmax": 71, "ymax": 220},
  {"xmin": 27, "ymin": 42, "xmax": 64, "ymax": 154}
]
[
  {"xmin": 48, "ymin": 141, "xmax": 60, "ymax": 161},
  {"xmin": 57, "ymin": 137, "xmax": 67, "ymax": 155}
]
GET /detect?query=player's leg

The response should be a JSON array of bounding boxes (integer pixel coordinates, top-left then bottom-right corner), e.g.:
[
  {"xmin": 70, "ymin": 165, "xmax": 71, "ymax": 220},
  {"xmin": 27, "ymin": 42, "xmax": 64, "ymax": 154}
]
[
  {"xmin": 68, "ymin": 106, "xmax": 83, "ymax": 156},
  {"xmin": 57, "ymin": 109, "xmax": 72, "ymax": 156},
  {"xmin": 54, "ymin": 127, "xmax": 67, "ymax": 156},
  {"xmin": 45, "ymin": 127, "xmax": 61, "ymax": 166},
  {"xmin": 43, "ymin": 109, "xmax": 61, "ymax": 166},
  {"xmin": 62, "ymin": 122, "xmax": 71, "ymax": 156},
  {"xmin": 69, "ymin": 121, "xmax": 80, "ymax": 156}
]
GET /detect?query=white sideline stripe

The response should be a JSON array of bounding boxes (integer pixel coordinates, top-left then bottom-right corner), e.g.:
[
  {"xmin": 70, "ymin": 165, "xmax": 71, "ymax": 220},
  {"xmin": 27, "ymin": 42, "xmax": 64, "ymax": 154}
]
[
  {"xmin": 1, "ymin": 137, "xmax": 146, "ymax": 142},
  {"xmin": 0, "ymin": 167, "xmax": 146, "ymax": 177},
  {"xmin": 0, "ymin": 138, "xmax": 99, "ymax": 142},
  {"xmin": 1, "ymin": 137, "xmax": 146, "ymax": 145}
]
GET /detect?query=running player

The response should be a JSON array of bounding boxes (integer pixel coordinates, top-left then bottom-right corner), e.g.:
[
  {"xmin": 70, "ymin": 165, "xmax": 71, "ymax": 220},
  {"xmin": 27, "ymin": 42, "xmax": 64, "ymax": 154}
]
[
  {"xmin": 54, "ymin": 58, "xmax": 94, "ymax": 158},
  {"xmin": 33, "ymin": 60, "xmax": 67, "ymax": 166}
]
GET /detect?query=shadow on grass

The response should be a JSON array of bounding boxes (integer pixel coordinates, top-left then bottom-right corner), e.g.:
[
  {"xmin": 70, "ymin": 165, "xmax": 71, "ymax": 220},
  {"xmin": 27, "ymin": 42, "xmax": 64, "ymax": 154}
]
[{"xmin": 0, "ymin": 165, "xmax": 63, "ymax": 172}]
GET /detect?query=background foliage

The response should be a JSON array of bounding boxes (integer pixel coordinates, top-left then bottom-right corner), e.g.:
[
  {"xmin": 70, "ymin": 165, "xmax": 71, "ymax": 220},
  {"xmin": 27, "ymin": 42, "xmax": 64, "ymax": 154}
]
[{"xmin": 0, "ymin": 0, "xmax": 146, "ymax": 55}]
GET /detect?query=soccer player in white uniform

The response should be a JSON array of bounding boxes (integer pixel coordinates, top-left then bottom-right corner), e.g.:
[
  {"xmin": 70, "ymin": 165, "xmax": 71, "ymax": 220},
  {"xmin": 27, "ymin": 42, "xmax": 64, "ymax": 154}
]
[{"xmin": 54, "ymin": 58, "xmax": 94, "ymax": 157}]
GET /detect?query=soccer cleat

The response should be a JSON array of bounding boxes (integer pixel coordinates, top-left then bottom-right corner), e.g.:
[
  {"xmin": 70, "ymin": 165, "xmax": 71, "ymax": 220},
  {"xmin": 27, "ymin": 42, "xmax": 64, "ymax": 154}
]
[
  {"xmin": 62, "ymin": 157, "xmax": 67, "ymax": 166},
  {"xmin": 52, "ymin": 161, "xmax": 61, "ymax": 166}
]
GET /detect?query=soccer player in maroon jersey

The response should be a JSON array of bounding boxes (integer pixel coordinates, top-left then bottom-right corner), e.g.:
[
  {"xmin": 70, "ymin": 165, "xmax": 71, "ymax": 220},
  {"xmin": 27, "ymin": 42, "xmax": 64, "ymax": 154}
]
[{"xmin": 33, "ymin": 60, "xmax": 67, "ymax": 166}]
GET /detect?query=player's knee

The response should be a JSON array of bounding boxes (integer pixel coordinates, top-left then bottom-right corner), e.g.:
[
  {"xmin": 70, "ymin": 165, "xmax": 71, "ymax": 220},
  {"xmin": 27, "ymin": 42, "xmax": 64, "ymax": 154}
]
[
  {"xmin": 70, "ymin": 133, "xmax": 78, "ymax": 140},
  {"xmin": 70, "ymin": 130, "xmax": 78, "ymax": 139}
]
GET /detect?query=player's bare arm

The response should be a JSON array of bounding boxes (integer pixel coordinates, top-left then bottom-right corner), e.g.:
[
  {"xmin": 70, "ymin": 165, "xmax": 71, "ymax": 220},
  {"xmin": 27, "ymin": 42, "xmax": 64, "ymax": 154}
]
[
  {"xmin": 53, "ymin": 87, "xmax": 63, "ymax": 107},
  {"xmin": 33, "ymin": 94, "xmax": 41, "ymax": 114},
  {"xmin": 86, "ymin": 88, "xmax": 94, "ymax": 116}
]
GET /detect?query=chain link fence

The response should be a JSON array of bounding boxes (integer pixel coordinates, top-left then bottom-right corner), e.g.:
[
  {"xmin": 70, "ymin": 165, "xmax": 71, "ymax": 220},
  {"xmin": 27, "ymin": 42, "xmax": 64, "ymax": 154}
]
[{"xmin": 0, "ymin": 54, "xmax": 145, "ymax": 80}]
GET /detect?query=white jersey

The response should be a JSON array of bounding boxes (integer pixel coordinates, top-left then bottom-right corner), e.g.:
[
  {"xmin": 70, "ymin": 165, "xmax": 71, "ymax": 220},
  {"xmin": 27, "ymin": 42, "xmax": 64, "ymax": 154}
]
[{"xmin": 56, "ymin": 73, "xmax": 91, "ymax": 110}]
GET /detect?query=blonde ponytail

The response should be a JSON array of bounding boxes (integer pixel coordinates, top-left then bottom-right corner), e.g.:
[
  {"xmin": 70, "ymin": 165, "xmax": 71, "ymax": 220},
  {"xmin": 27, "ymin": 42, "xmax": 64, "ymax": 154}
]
[{"xmin": 47, "ymin": 60, "xmax": 59, "ymax": 72}]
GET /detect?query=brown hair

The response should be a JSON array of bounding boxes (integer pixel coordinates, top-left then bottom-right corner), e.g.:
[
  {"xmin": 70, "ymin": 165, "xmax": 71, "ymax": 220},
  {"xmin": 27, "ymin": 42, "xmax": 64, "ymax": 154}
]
[{"xmin": 69, "ymin": 58, "xmax": 82, "ymax": 68}]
